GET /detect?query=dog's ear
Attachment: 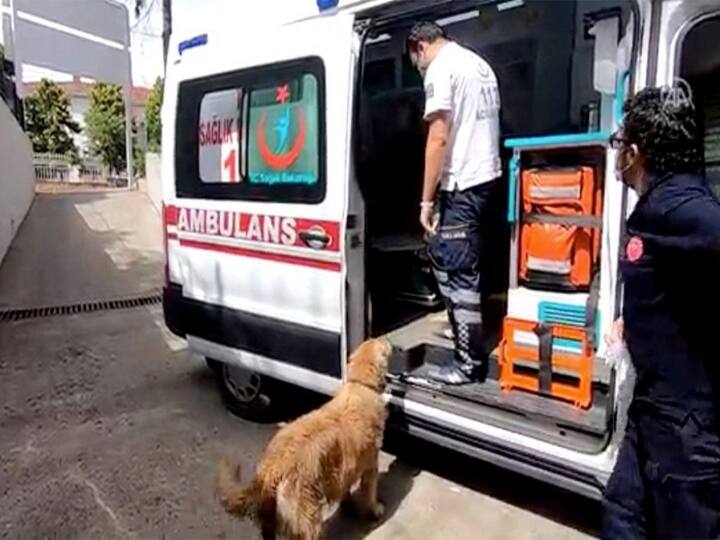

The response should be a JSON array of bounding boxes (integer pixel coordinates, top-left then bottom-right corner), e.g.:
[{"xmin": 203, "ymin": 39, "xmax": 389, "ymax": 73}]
[{"xmin": 347, "ymin": 339, "xmax": 390, "ymax": 390}]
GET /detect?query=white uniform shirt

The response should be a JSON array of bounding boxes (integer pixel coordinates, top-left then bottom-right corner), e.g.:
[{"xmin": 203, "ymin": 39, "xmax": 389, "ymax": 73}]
[{"xmin": 423, "ymin": 41, "xmax": 502, "ymax": 191}]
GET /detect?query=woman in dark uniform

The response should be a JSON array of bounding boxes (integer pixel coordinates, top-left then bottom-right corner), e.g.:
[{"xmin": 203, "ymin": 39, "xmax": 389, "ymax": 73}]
[{"xmin": 603, "ymin": 88, "xmax": 720, "ymax": 538}]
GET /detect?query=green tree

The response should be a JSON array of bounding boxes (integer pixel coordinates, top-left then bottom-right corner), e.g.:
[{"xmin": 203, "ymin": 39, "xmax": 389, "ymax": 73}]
[
  {"xmin": 23, "ymin": 79, "xmax": 80, "ymax": 158},
  {"xmin": 132, "ymin": 118, "xmax": 146, "ymax": 177},
  {"xmin": 85, "ymin": 82, "xmax": 126, "ymax": 173},
  {"xmin": 145, "ymin": 77, "xmax": 163, "ymax": 152}
]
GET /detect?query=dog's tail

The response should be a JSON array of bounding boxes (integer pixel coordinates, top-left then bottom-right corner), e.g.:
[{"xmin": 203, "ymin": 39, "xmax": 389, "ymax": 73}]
[{"xmin": 216, "ymin": 457, "xmax": 259, "ymax": 518}]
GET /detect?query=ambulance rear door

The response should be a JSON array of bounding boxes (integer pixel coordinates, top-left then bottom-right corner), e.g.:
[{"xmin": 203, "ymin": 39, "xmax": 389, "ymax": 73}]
[{"xmin": 166, "ymin": 14, "xmax": 359, "ymax": 391}]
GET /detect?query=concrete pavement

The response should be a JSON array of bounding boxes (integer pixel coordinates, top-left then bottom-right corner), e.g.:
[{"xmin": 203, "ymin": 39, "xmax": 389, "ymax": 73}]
[
  {"xmin": 0, "ymin": 307, "xmax": 597, "ymax": 540},
  {"xmin": 0, "ymin": 189, "xmax": 162, "ymax": 309},
  {"xmin": 0, "ymin": 186, "xmax": 598, "ymax": 539}
]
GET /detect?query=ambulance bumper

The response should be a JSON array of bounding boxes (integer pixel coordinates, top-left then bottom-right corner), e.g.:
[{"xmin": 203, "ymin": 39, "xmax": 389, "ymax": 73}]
[{"xmin": 162, "ymin": 283, "xmax": 342, "ymax": 377}]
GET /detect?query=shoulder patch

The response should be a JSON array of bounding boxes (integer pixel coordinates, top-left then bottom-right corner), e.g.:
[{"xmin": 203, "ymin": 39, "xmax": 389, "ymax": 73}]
[
  {"xmin": 426, "ymin": 83, "xmax": 434, "ymax": 99},
  {"xmin": 626, "ymin": 236, "xmax": 644, "ymax": 262}
]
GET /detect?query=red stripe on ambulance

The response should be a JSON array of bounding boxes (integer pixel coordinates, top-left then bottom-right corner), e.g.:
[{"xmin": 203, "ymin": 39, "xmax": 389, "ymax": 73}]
[
  {"xmin": 165, "ymin": 205, "xmax": 179, "ymax": 226},
  {"xmin": 166, "ymin": 206, "xmax": 340, "ymax": 251},
  {"xmin": 178, "ymin": 238, "xmax": 341, "ymax": 272},
  {"xmin": 164, "ymin": 205, "xmax": 341, "ymax": 271}
]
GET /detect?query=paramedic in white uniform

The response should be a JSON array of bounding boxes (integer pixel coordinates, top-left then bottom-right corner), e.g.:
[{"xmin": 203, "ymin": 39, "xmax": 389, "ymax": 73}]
[{"xmin": 408, "ymin": 21, "xmax": 502, "ymax": 384}]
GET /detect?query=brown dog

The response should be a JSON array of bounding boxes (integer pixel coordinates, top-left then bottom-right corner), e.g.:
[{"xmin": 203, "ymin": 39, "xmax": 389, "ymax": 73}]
[{"xmin": 217, "ymin": 338, "xmax": 392, "ymax": 540}]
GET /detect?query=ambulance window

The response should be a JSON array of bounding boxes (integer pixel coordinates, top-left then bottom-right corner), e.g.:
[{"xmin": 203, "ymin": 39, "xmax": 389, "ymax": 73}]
[
  {"xmin": 198, "ymin": 88, "xmax": 244, "ymax": 184},
  {"xmin": 246, "ymin": 74, "xmax": 320, "ymax": 188},
  {"xmin": 175, "ymin": 56, "xmax": 326, "ymax": 203},
  {"xmin": 681, "ymin": 16, "xmax": 720, "ymax": 196},
  {"xmin": 401, "ymin": 55, "xmax": 422, "ymax": 89},
  {"xmin": 363, "ymin": 59, "xmax": 396, "ymax": 96}
]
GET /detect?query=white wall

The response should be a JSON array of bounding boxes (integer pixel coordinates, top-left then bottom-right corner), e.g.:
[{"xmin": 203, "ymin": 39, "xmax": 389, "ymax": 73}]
[
  {"xmin": 0, "ymin": 98, "xmax": 33, "ymax": 266},
  {"xmin": 70, "ymin": 94, "xmax": 90, "ymax": 152},
  {"xmin": 145, "ymin": 152, "xmax": 161, "ymax": 213}
]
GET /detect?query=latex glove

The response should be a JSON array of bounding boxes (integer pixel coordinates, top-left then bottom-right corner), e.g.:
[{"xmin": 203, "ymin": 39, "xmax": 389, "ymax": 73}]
[
  {"xmin": 420, "ymin": 202, "xmax": 438, "ymax": 236},
  {"xmin": 605, "ymin": 318, "xmax": 624, "ymax": 348},
  {"xmin": 605, "ymin": 318, "xmax": 628, "ymax": 369}
]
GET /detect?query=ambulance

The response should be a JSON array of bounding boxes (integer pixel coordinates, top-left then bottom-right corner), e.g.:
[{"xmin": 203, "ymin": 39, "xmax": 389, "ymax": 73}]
[{"xmin": 162, "ymin": 0, "xmax": 720, "ymax": 499}]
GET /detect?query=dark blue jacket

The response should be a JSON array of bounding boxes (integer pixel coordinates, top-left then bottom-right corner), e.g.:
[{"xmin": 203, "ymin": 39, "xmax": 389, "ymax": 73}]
[{"xmin": 622, "ymin": 173, "xmax": 720, "ymax": 428}]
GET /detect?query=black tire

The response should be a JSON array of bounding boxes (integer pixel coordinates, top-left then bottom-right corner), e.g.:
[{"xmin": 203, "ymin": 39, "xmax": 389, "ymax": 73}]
[
  {"xmin": 211, "ymin": 359, "xmax": 287, "ymax": 423},
  {"xmin": 206, "ymin": 357, "xmax": 221, "ymax": 373}
]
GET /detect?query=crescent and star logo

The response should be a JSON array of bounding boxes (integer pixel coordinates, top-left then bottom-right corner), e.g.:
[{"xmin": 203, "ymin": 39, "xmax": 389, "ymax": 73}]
[{"xmin": 257, "ymin": 84, "xmax": 307, "ymax": 170}]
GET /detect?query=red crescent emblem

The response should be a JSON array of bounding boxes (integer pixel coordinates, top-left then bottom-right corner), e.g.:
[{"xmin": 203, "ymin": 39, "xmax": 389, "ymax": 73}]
[
  {"xmin": 626, "ymin": 236, "xmax": 643, "ymax": 262},
  {"xmin": 257, "ymin": 109, "xmax": 307, "ymax": 170}
]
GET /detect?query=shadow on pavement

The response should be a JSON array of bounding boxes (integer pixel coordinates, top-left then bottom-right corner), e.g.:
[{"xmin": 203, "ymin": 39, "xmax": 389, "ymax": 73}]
[
  {"xmin": 324, "ymin": 458, "xmax": 421, "ymax": 539},
  {"xmin": 273, "ymin": 387, "xmax": 599, "ymax": 537},
  {"xmin": 0, "ymin": 187, "xmax": 599, "ymax": 539},
  {"xmin": 234, "ymin": 379, "xmax": 600, "ymax": 538},
  {"xmin": 227, "ymin": 386, "xmax": 420, "ymax": 539},
  {"xmin": 383, "ymin": 430, "xmax": 602, "ymax": 537}
]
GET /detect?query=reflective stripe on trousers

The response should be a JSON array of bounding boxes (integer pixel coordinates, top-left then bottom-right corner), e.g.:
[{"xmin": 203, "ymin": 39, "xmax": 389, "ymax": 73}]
[{"xmin": 429, "ymin": 181, "xmax": 497, "ymax": 364}]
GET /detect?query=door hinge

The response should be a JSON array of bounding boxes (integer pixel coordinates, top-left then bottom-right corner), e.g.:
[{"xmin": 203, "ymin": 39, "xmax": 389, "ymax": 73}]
[
  {"xmin": 354, "ymin": 18, "xmax": 372, "ymax": 35},
  {"xmin": 350, "ymin": 233, "xmax": 363, "ymax": 249}
]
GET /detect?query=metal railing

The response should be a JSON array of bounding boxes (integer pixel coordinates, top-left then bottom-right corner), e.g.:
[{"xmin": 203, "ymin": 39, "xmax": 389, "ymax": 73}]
[
  {"xmin": 33, "ymin": 154, "xmax": 72, "ymax": 181},
  {"xmin": 32, "ymin": 153, "xmax": 127, "ymax": 186}
]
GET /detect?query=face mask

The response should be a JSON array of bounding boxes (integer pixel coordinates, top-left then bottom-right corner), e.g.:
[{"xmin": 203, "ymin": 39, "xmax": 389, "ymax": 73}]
[
  {"xmin": 615, "ymin": 148, "xmax": 630, "ymax": 176},
  {"xmin": 410, "ymin": 52, "xmax": 425, "ymax": 78},
  {"xmin": 615, "ymin": 147, "xmax": 638, "ymax": 190}
]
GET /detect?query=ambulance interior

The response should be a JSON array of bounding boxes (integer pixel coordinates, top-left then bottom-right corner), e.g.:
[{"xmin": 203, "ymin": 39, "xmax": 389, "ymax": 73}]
[
  {"xmin": 355, "ymin": 0, "xmax": 634, "ymax": 452},
  {"xmin": 680, "ymin": 16, "xmax": 720, "ymax": 198}
]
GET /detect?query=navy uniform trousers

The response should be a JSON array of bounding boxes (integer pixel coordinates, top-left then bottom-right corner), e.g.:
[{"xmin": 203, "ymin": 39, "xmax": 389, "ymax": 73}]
[
  {"xmin": 602, "ymin": 173, "xmax": 720, "ymax": 539},
  {"xmin": 428, "ymin": 180, "xmax": 499, "ymax": 374},
  {"xmin": 603, "ymin": 411, "xmax": 720, "ymax": 539}
]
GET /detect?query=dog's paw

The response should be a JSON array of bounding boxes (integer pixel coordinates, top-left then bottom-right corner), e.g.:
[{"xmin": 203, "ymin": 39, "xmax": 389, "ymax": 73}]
[{"xmin": 368, "ymin": 501, "xmax": 385, "ymax": 521}]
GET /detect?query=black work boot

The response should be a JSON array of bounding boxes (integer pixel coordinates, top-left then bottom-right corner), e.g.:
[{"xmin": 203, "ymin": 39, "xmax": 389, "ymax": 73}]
[
  {"xmin": 425, "ymin": 358, "xmax": 488, "ymax": 385},
  {"xmin": 461, "ymin": 360, "xmax": 488, "ymax": 383}
]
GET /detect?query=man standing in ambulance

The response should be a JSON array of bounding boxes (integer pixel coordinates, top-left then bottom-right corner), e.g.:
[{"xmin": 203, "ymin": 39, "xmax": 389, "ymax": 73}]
[{"xmin": 408, "ymin": 22, "xmax": 502, "ymax": 384}]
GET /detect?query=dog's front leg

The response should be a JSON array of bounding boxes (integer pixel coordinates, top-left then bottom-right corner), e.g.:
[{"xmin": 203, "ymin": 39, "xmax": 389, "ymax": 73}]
[{"xmin": 358, "ymin": 454, "xmax": 384, "ymax": 521}]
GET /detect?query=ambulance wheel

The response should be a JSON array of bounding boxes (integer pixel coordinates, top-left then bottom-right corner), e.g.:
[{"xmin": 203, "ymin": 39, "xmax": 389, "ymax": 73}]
[
  {"xmin": 212, "ymin": 360, "xmax": 284, "ymax": 422},
  {"xmin": 206, "ymin": 357, "xmax": 221, "ymax": 372}
]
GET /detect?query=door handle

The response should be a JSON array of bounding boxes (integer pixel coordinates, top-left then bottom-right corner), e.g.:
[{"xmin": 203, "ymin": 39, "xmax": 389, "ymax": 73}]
[{"xmin": 299, "ymin": 229, "xmax": 331, "ymax": 249}]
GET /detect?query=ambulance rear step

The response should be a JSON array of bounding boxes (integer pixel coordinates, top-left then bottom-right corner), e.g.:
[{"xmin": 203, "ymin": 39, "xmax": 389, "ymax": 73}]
[
  {"xmin": 386, "ymin": 344, "xmax": 613, "ymax": 452},
  {"xmin": 384, "ymin": 316, "xmax": 613, "ymax": 449}
]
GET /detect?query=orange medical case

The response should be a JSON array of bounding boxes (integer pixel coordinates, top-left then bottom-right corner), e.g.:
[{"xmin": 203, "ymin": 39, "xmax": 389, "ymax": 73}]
[
  {"xmin": 498, "ymin": 318, "xmax": 593, "ymax": 408},
  {"xmin": 519, "ymin": 166, "xmax": 602, "ymax": 289}
]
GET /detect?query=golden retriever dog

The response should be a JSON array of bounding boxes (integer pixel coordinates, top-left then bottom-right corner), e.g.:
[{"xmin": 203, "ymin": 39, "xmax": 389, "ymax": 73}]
[{"xmin": 217, "ymin": 338, "xmax": 392, "ymax": 540}]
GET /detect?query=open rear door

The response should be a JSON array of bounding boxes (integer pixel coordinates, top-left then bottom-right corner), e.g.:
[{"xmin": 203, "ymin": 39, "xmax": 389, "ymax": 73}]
[{"xmin": 167, "ymin": 14, "xmax": 358, "ymax": 390}]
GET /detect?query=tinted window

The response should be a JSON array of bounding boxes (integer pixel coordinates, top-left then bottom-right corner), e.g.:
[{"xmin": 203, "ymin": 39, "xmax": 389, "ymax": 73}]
[
  {"xmin": 247, "ymin": 74, "xmax": 320, "ymax": 187},
  {"xmin": 175, "ymin": 57, "xmax": 325, "ymax": 203},
  {"xmin": 198, "ymin": 88, "xmax": 243, "ymax": 183},
  {"xmin": 363, "ymin": 59, "xmax": 396, "ymax": 96},
  {"xmin": 681, "ymin": 16, "xmax": 720, "ymax": 197}
]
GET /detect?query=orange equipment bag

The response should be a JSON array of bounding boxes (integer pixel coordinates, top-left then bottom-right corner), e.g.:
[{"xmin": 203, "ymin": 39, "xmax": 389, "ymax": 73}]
[
  {"xmin": 498, "ymin": 318, "xmax": 593, "ymax": 408},
  {"xmin": 519, "ymin": 166, "xmax": 602, "ymax": 289}
]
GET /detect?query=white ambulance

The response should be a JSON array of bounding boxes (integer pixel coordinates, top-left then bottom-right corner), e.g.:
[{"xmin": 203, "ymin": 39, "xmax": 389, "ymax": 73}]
[{"xmin": 162, "ymin": 0, "xmax": 720, "ymax": 499}]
